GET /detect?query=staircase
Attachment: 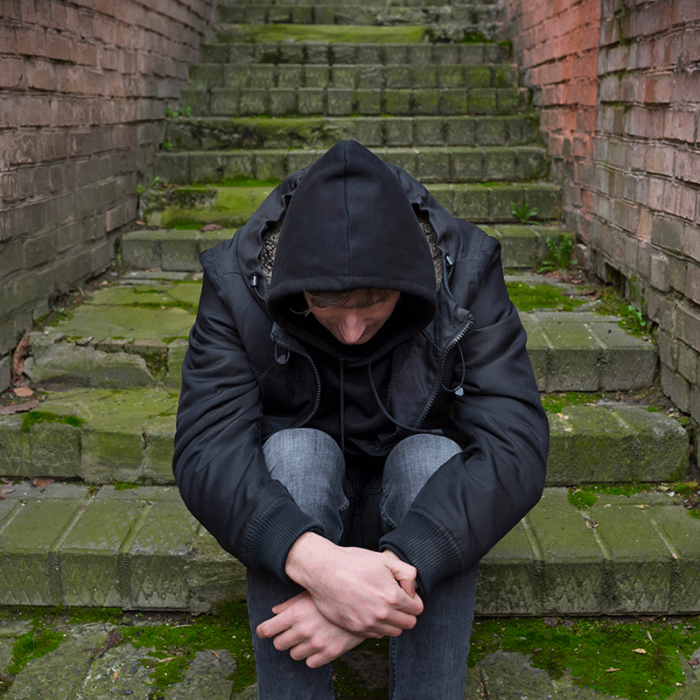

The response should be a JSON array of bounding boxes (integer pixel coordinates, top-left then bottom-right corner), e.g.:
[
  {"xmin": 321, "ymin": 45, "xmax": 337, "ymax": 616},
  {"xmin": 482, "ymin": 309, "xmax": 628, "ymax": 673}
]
[{"xmin": 1, "ymin": 0, "xmax": 698, "ymax": 624}]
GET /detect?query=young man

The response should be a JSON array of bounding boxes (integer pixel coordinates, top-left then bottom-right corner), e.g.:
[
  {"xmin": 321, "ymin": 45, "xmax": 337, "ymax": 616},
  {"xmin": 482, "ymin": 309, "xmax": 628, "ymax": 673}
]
[{"xmin": 173, "ymin": 140, "xmax": 549, "ymax": 698}]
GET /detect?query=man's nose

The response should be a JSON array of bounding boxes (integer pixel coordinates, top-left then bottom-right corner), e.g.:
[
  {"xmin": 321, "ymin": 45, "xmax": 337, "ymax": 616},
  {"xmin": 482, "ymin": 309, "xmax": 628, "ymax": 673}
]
[{"xmin": 338, "ymin": 314, "xmax": 366, "ymax": 344}]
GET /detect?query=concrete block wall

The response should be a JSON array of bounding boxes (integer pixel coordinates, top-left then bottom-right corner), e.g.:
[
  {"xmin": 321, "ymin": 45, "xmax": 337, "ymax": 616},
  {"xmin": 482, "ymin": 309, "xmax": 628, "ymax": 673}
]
[
  {"xmin": 501, "ymin": 0, "xmax": 700, "ymax": 422},
  {"xmin": 0, "ymin": 0, "xmax": 216, "ymax": 392}
]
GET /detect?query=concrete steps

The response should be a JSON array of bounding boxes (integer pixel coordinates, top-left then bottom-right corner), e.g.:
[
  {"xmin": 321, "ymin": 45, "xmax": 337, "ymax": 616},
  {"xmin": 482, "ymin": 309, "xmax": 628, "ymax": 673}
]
[
  {"xmin": 156, "ymin": 146, "xmax": 547, "ymax": 184},
  {"xmin": 163, "ymin": 115, "xmax": 540, "ymax": 151},
  {"xmin": 3, "ymin": 2, "xmax": 696, "ymax": 627},
  {"xmin": 1, "ymin": 482, "xmax": 697, "ymax": 615},
  {"xmin": 1, "ymin": 385, "xmax": 686, "ymax": 485},
  {"xmin": 119, "ymin": 224, "xmax": 566, "ymax": 268}
]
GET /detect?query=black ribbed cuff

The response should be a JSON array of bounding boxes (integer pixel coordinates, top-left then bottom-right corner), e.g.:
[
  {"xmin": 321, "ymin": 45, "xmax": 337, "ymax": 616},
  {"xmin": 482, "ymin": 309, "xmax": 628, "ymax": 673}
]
[
  {"xmin": 246, "ymin": 500, "xmax": 324, "ymax": 582},
  {"xmin": 379, "ymin": 511, "xmax": 462, "ymax": 596}
]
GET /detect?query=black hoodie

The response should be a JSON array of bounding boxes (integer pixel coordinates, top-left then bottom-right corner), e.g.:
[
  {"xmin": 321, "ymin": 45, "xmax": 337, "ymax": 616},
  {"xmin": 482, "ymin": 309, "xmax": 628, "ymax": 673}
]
[
  {"xmin": 266, "ymin": 141, "xmax": 439, "ymax": 455},
  {"xmin": 173, "ymin": 141, "xmax": 549, "ymax": 596}
]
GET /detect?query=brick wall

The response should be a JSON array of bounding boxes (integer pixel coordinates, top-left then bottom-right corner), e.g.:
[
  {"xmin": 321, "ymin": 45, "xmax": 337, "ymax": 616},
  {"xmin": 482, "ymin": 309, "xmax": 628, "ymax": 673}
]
[
  {"xmin": 0, "ymin": 0, "xmax": 215, "ymax": 391},
  {"xmin": 503, "ymin": 0, "xmax": 700, "ymax": 422}
]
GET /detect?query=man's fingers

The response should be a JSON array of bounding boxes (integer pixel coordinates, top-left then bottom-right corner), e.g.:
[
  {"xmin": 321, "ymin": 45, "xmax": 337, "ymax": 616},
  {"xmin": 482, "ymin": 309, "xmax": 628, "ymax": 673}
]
[
  {"xmin": 256, "ymin": 611, "xmax": 292, "ymax": 639},
  {"xmin": 271, "ymin": 590, "xmax": 308, "ymax": 615}
]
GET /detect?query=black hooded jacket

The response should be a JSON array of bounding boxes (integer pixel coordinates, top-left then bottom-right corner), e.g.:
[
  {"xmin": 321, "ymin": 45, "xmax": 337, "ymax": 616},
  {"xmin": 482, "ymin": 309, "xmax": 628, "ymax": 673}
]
[{"xmin": 173, "ymin": 141, "xmax": 549, "ymax": 595}]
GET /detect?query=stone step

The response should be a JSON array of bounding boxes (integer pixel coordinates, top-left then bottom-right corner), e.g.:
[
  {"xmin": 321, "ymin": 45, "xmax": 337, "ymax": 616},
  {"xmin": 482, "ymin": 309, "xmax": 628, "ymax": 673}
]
[
  {"xmin": 179, "ymin": 84, "xmax": 529, "ymax": 117},
  {"xmin": 164, "ymin": 115, "xmax": 540, "ymax": 152},
  {"xmin": 200, "ymin": 40, "xmax": 511, "ymax": 65},
  {"xmin": 136, "ymin": 183, "xmax": 559, "ymax": 227},
  {"xmin": 155, "ymin": 146, "xmax": 546, "ymax": 187},
  {"xmin": 215, "ymin": 3, "xmax": 498, "ymax": 29},
  {"xmin": 1, "ymin": 483, "xmax": 697, "ymax": 615},
  {"xmin": 21, "ymin": 278, "xmax": 657, "ymax": 394},
  {"xmin": 221, "ymin": 0, "xmax": 497, "ymax": 6},
  {"xmin": 189, "ymin": 62, "xmax": 518, "ymax": 91},
  {"xmin": 120, "ymin": 224, "xmax": 565, "ymax": 270}
]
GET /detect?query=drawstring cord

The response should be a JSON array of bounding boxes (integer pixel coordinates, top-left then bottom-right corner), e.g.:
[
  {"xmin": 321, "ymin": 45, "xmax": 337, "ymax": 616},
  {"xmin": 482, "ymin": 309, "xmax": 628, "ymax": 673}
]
[
  {"xmin": 440, "ymin": 342, "xmax": 466, "ymax": 397},
  {"xmin": 339, "ymin": 360, "xmax": 345, "ymax": 454}
]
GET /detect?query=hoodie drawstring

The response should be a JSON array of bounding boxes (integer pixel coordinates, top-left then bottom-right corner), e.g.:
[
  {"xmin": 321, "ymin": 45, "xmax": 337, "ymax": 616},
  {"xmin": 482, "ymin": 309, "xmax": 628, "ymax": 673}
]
[
  {"xmin": 367, "ymin": 363, "xmax": 446, "ymax": 435},
  {"xmin": 339, "ymin": 360, "xmax": 345, "ymax": 454}
]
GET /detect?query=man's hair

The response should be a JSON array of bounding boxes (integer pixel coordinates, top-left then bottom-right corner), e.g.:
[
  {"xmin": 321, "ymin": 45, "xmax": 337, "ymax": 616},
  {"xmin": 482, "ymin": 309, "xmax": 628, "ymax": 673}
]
[{"xmin": 304, "ymin": 288, "xmax": 397, "ymax": 310}]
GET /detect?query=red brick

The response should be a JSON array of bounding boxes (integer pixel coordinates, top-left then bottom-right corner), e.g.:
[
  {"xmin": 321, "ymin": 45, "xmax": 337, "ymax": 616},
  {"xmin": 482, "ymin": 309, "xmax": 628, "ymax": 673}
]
[
  {"xmin": 1, "ymin": 172, "xmax": 17, "ymax": 203},
  {"xmin": 8, "ymin": 133, "xmax": 38, "ymax": 165},
  {"xmin": 648, "ymin": 177, "xmax": 665, "ymax": 211},
  {"xmin": 0, "ymin": 57, "xmax": 26, "ymax": 89},
  {"xmin": 664, "ymin": 110, "xmax": 697, "ymax": 143},
  {"xmin": 0, "ymin": 99, "xmax": 18, "ymax": 128},
  {"xmin": 676, "ymin": 151, "xmax": 700, "ymax": 186},
  {"xmin": 673, "ymin": 0, "xmax": 700, "ymax": 24},
  {"xmin": 646, "ymin": 145, "xmax": 675, "ymax": 177},
  {"xmin": 17, "ymin": 95, "xmax": 50, "ymax": 127},
  {"xmin": 45, "ymin": 30, "xmax": 74, "ymax": 62},
  {"xmin": 75, "ymin": 41, "xmax": 98, "ymax": 66},
  {"xmin": 665, "ymin": 184, "xmax": 697, "ymax": 221},
  {"xmin": 638, "ymin": 207, "xmax": 653, "ymax": 243},
  {"xmin": 644, "ymin": 73, "xmax": 671, "ymax": 104}
]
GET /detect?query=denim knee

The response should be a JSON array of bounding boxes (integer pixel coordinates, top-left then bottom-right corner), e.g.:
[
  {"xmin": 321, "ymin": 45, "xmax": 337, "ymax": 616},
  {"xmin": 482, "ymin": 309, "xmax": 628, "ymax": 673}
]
[
  {"xmin": 263, "ymin": 428, "xmax": 348, "ymax": 543},
  {"xmin": 381, "ymin": 433, "xmax": 462, "ymax": 530}
]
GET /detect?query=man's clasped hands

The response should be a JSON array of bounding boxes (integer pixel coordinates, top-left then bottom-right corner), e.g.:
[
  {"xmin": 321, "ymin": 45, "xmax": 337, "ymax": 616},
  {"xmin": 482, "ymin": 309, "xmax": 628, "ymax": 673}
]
[{"xmin": 256, "ymin": 531, "xmax": 424, "ymax": 668}]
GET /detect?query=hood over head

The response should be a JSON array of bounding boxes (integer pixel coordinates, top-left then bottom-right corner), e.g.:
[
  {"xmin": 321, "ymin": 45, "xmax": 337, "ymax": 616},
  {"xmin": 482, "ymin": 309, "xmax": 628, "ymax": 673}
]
[{"xmin": 267, "ymin": 141, "xmax": 437, "ymax": 361}]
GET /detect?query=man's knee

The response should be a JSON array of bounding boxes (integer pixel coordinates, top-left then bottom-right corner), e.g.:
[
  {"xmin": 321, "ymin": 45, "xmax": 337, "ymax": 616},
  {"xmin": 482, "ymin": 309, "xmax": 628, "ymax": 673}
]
[
  {"xmin": 382, "ymin": 434, "xmax": 462, "ymax": 528},
  {"xmin": 263, "ymin": 428, "xmax": 347, "ymax": 541}
]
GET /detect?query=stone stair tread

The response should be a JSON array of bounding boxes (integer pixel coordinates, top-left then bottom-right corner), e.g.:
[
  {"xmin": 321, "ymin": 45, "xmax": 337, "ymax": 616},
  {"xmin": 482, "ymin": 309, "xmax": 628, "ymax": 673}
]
[
  {"xmin": 2, "ymin": 378, "xmax": 685, "ymax": 484},
  {"xmin": 155, "ymin": 146, "xmax": 548, "ymax": 186},
  {"xmin": 189, "ymin": 62, "xmax": 518, "ymax": 90},
  {"xmin": 1, "ymin": 483, "xmax": 697, "ymax": 614},
  {"xmin": 164, "ymin": 114, "xmax": 540, "ymax": 151},
  {"xmin": 216, "ymin": 3, "xmax": 498, "ymax": 27},
  {"xmin": 201, "ymin": 40, "xmax": 511, "ymax": 65},
  {"xmin": 120, "ymin": 222, "xmax": 566, "ymax": 270},
  {"xmin": 180, "ymin": 85, "xmax": 530, "ymax": 118},
  {"xmin": 212, "ymin": 23, "xmax": 429, "ymax": 44}
]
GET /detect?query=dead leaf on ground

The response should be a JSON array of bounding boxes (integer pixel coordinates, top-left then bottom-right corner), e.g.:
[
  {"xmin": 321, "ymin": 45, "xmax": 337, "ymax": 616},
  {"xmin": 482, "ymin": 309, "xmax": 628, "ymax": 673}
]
[
  {"xmin": 543, "ymin": 617, "xmax": 559, "ymax": 627},
  {"xmin": 200, "ymin": 223, "xmax": 223, "ymax": 232},
  {"xmin": 0, "ymin": 400, "xmax": 39, "ymax": 415},
  {"xmin": 583, "ymin": 516, "xmax": 598, "ymax": 530},
  {"xmin": 11, "ymin": 334, "xmax": 30, "ymax": 386},
  {"xmin": 688, "ymin": 657, "xmax": 699, "ymax": 669},
  {"xmin": 13, "ymin": 386, "xmax": 34, "ymax": 398},
  {"xmin": 0, "ymin": 485, "xmax": 15, "ymax": 499},
  {"xmin": 605, "ymin": 668, "xmax": 621, "ymax": 673},
  {"xmin": 561, "ymin": 620, "xmax": 575, "ymax": 628},
  {"xmin": 31, "ymin": 477, "xmax": 55, "ymax": 488},
  {"xmin": 1, "ymin": 477, "xmax": 12, "ymax": 484},
  {"xmin": 633, "ymin": 648, "xmax": 647, "ymax": 654}
]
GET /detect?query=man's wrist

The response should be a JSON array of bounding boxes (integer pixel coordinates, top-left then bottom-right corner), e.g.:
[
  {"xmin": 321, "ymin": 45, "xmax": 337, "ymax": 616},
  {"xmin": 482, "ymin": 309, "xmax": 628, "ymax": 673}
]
[{"xmin": 285, "ymin": 531, "xmax": 330, "ymax": 588}]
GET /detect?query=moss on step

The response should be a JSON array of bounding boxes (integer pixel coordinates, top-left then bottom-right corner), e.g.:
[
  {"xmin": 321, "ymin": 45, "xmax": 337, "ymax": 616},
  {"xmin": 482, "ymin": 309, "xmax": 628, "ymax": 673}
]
[
  {"xmin": 217, "ymin": 24, "xmax": 426, "ymax": 44},
  {"xmin": 507, "ymin": 281, "xmax": 586, "ymax": 312},
  {"xmin": 469, "ymin": 616, "xmax": 700, "ymax": 699},
  {"xmin": 20, "ymin": 411, "xmax": 85, "ymax": 432}
]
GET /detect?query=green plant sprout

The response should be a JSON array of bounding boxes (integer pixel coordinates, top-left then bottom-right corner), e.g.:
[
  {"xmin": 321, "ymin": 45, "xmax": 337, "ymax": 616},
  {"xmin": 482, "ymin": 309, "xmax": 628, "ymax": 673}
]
[
  {"xmin": 136, "ymin": 174, "xmax": 162, "ymax": 196},
  {"xmin": 538, "ymin": 237, "xmax": 575, "ymax": 273},
  {"xmin": 511, "ymin": 202, "xmax": 539, "ymax": 224},
  {"xmin": 165, "ymin": 106, "xmax": 192, "ymax": 119}
]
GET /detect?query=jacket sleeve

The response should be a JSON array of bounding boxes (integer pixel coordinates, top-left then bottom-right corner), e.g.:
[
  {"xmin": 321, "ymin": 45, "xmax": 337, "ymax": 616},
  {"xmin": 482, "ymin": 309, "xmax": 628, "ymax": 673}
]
[
  {"xmin": 380, "ymin": 232, "xmax": 549, "ymax": 595},
  {"xmin": 173, "ymin": 258, "xmax": 323, "ymax": 580}
]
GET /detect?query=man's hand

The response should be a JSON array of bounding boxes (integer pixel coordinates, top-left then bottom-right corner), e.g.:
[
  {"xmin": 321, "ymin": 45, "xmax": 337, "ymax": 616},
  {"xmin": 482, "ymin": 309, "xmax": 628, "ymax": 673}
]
[
  {"xmin": 256, "ymin": 591, "xmax": 364, "ymax": 668},
  {"xmin": 285, "ymin": 533, "xmax": 424, "ymax": 638}
]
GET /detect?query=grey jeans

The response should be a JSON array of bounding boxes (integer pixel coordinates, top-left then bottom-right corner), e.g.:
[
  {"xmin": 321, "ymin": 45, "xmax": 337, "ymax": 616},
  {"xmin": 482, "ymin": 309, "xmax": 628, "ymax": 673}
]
[{"xmin": 247, "ymin": 428, "xmax": 479, "ymax": 700}]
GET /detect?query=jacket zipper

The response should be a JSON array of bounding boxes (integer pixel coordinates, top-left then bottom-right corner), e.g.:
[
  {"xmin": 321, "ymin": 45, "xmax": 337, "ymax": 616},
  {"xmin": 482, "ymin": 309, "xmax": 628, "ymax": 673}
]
[
  {"xmin": 272, "ymin": 336, "xmax": 322, "ymax": 431},
  {"xmin": 415, "ymin": 315, "xmax": 473, "ymax": 429}
]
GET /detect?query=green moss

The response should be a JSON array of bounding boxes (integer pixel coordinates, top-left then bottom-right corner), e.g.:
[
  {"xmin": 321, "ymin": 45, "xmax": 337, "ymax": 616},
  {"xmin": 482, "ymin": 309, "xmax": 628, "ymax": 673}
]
[
  {"xmin": 506, "ymin": 282, "xmax": 585, "ymax": 313},
  {"xmin": 113, "ymin": 482, "xmax": 141, "ymax": 491},
  {"xmin": 20, "ymin": 411, "xmax": 84, "ymax": 432},
  {"xmin": 333, "ymin": 638, "xmax": 390, "ymax": 698},
  {"xmin": 120, "ymin": 601, "xmax": 255, "ymax": 694},
  {"xmin": 220, "ymin": 24, "xmax": 426, "ymax": 45},
  {"xmin": 540, "ymin": 392, "xmax": 601, "ymax": 414},
  {"xmin": 124, "ymin": 300, "xmax": 197, "ymax": 313},
  {"xmin": 568, "ymin": 488, "xmax": 597, "ymax": 509},
  {"xmin": 7, "ymin": 627, "xmax": 65, "ymax": 676},
  {"xmin": 595, "ymin": 287, "xmax": 653, "ymax": 337},
  {"xmin": 161, "ymin": 335, "xmax": 189, "ymax": 345},
  {"xmin": 469, "ymin": 616, "xmax": 700, "ymax": 698},
  {"xmin": 568, "ymin": 482, "xmax": 672, "ymax": 510}
]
